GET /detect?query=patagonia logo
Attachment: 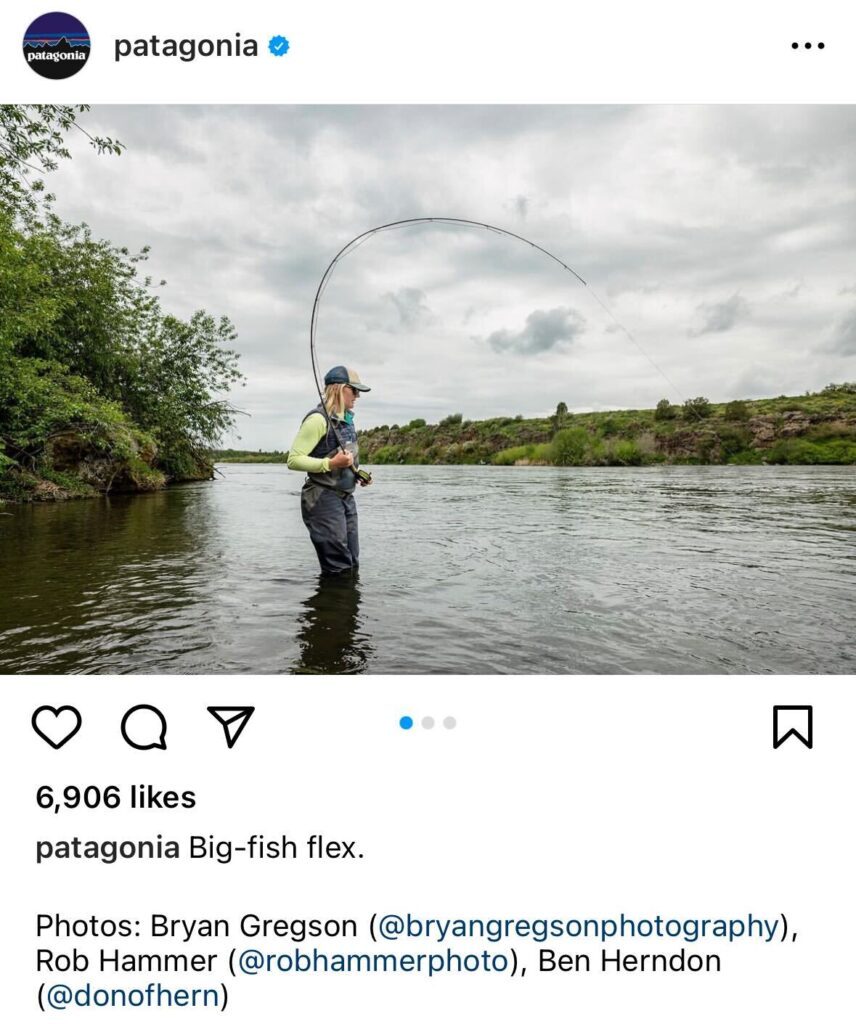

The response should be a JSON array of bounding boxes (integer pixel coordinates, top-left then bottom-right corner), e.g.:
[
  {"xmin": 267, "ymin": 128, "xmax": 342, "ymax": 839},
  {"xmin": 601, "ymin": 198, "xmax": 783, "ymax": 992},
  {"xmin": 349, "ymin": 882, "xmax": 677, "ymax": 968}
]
[{"xmin": 23, "ymin": 12, "xmax": 91, "ymax": 79}]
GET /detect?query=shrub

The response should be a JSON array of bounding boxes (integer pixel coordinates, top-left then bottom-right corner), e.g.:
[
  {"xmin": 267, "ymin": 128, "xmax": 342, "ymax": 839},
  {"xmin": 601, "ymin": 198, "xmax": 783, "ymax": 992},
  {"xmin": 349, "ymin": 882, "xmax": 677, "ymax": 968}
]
[
  {"xmin": 0, "ymin": 355, "xmax": 153, "ymax": 470},
  {"xmin": 723, "ymin": 400, "xmax": 751, "ymax": 421},
  {"xmin": 683, "ymin": 396, "xmax": 713, "ymax": 420},
  {"xmin": 529, "ymin": 443, "xmax": 553, "ymax": 464},
  {"xmin": 492, "ymin": 444, "xmax": 533, "ymax": 465},
  {"xmin": 809, "ymin": 421, "xmax": 856, "ymax": 441},
  {"xmin": 716, "ymin": 426, "xmax": 751, "ymax": 458},
  {"xmin": 609, "ymin": 439, "xmax": 643, "ymax": 465},
  {"xmin": 407, "ymin": 418, "xmax": 426, "ymax": 429},
  {"xmin": 727, "ymin": 449, "xmax": 764, "ymax": 465},
  {"xmin": 370, "ymin": 445, "xmax": 401, "ymax": 464},
  {"xmin": 766, "ymin": 439, "xmax": 856, "ymax": 464},
  {"xmin": 550, "ymin": 427, "xmax": 591, "ymax": 466},
  {"xmin": 439, "ymin": 413, "xmax": 463, "ymax": 427},
  {"xmin": 654, "ymin": 398, "xmax": 677, "ymax": 421},
  {"xmin": 820, "ymin": 441, "xmax": 856, "ymax": 462}
]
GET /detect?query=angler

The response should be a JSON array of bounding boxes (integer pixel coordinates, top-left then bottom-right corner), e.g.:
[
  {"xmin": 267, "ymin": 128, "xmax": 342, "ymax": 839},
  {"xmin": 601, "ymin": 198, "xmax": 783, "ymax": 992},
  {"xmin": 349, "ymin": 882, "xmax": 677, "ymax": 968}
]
[{"xmin": 287, "ymin": 366, "xmax": 373, "ymax": 575}]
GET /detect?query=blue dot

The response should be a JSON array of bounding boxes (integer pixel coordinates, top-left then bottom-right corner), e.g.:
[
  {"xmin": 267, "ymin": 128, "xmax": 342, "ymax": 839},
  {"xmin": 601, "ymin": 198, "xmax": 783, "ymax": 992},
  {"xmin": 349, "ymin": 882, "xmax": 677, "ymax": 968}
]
[{"xmin": 399, "ymin": 716, "xmax": 414, "ymax": 730}]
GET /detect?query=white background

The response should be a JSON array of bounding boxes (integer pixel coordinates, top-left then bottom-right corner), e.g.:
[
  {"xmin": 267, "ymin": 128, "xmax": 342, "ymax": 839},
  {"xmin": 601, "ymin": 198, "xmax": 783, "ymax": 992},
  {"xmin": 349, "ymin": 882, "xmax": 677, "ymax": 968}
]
[
  {"xmin": 2, "ymin": 1, "xmax": 854, "ymax": 1019},
  {"xmin": 0, "ymin": 1, "xmax": 854, "ymax": 102},
  {"xmin": 1, "ymin": 679, "xmax": 852, "ymax": 1020}
]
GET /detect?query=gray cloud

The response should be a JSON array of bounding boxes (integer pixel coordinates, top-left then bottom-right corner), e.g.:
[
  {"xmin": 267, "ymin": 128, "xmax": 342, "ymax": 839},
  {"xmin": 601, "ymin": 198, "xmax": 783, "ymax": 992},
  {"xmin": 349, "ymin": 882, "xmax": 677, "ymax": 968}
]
[
  {"xmin": 510, "ymin": 194, "xmax": 529, "ymax": 219},
  {"xmin": 487, "ymin": 306, "xmax": 586, "ymax": 355},
  {"xmin": 778, "ymin": 280, "xmax": 804, "ymax": 299},
  {"xmin": 383, "ymin": 287, "xmax": 435, "ymax": 329},
  {"xmin": 44, "ymin": 105, "xmax": 856, "ymax": 447},
  {"xmin": 689, "ymin": 294, "xmax": 750, "ymax": 337}
]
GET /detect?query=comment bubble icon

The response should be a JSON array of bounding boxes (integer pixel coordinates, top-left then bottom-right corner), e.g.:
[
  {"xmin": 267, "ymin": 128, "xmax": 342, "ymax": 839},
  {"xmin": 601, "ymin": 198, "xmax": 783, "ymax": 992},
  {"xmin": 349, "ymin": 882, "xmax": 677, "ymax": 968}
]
[{"xmin": 121, "ymin": 704, "xmax": 168, "ymax": 751}]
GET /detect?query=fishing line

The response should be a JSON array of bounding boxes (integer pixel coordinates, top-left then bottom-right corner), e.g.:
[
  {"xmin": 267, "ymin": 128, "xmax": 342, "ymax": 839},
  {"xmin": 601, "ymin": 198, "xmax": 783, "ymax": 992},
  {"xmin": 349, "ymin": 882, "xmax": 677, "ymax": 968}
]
[
  {"xmin": 586, "ymin": 287, "xmax": 685, "ymax": 403},
  {"xmin": 309, "ymin": 217, "xmax": 685, "ymax": 446}
]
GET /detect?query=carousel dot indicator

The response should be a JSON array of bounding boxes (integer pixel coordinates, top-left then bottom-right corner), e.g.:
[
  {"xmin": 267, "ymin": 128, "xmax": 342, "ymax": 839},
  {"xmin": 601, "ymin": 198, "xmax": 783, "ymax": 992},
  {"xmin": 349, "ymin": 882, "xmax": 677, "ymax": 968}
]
[
  {"xmin": 421, "ymin": 716, "xmax": 435, "ymax": 729},
  {"xmin": 399, "ymin": 716, "xmax": 414, "ymax": 730},
  {"xmin": 443, "ymin": 716, "xmax": 457, "ymax": 730}
]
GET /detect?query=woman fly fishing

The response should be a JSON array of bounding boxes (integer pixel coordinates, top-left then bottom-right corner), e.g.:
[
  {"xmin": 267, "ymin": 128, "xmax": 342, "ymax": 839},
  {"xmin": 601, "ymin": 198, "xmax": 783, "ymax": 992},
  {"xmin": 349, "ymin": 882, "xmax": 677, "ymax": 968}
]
[{"xmin": 287, "ymin": 366, "xmax": 373, "ymax": 575}]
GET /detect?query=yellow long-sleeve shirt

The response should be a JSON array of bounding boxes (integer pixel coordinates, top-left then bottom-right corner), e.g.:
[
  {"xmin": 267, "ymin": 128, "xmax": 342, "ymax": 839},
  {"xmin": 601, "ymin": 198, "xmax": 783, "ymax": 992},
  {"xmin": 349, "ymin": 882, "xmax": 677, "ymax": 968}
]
[{"xmin": 286, "ymin": 412, "xmax": 332, "ymax": 473}]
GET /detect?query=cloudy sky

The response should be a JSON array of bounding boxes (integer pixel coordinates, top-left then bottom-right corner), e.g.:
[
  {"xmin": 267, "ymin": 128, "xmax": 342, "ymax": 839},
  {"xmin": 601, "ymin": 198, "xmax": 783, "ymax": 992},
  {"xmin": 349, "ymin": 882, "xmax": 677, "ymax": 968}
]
[{"xmin": 51, "ymin": 105, "xmax": 856, "ymax": 449}]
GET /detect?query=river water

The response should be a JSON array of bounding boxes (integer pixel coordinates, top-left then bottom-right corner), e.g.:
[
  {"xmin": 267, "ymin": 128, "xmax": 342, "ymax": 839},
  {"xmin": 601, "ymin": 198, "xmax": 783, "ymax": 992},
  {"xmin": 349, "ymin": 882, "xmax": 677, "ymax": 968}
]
[{"xmin": 1, "ymin": 464, "xmax": 854, "ymax": 674}]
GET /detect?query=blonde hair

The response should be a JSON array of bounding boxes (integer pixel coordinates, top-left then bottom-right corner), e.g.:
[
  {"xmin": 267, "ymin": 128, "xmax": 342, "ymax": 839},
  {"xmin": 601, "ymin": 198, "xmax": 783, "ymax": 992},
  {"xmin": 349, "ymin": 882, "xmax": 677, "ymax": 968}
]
[{"xmin": 323, "ymin": 383, "xmax": 347, "ymax": 418}]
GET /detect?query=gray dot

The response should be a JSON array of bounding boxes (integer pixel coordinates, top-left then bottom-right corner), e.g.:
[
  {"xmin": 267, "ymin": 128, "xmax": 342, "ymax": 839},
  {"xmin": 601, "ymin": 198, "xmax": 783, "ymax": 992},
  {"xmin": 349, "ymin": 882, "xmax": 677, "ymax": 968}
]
[
  {"xmin": 421, "ymin": 716, "xmax": 435, "ymax": 730},
  {"xmin": 443, "ymin": 716, "xmax": 457, "ymax": 730}
]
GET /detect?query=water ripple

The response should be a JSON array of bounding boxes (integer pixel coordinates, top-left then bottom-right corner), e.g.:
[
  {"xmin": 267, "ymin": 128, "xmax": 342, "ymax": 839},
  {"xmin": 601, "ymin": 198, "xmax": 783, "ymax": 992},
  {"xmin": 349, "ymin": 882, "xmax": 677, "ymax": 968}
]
[{"xmin": 1, "ymin": 464, "xmax": 854, "ymax": 673}]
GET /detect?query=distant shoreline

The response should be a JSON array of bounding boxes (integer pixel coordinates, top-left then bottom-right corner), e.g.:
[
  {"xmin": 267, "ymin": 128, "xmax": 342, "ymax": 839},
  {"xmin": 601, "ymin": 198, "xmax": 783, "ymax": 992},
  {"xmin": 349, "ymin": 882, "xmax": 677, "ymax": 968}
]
[{"xmin": 216, "ymin": 385, "xmax": 856, "ymax": 468}]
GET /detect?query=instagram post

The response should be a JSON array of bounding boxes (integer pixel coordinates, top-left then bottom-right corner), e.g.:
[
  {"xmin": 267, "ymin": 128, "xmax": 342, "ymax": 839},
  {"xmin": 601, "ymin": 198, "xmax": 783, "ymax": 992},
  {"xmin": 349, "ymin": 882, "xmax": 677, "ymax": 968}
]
[
  {"xmin": 1, "ymin": 104, "xmax": 854, "ymax": 675},
  {"xmin": 1, "ymin": 3, "xmax": 854, "ymax": 1022}
]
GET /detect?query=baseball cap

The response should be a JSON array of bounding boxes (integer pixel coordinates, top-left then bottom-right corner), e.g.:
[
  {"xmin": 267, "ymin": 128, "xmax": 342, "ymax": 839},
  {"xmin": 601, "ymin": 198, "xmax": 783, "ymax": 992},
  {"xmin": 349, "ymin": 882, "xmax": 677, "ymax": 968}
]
[{"xmin": 324, "ymin": 366, "xmax": 371, "ymax": 391}]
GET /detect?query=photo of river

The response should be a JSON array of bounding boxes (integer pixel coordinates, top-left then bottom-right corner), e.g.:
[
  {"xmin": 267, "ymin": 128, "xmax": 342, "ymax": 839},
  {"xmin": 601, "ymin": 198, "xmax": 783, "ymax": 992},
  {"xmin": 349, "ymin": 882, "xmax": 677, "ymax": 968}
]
[{"xmin": 1, "ymin": 464, "xmax": 853, "ymax": 674}]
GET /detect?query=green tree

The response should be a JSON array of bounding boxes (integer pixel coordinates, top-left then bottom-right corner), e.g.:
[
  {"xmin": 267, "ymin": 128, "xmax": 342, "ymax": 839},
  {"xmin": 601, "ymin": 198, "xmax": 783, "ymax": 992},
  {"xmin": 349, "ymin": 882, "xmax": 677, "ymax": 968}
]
[
  {"xmin": 0, "ymin": 106, "xmax": 244, "ymax": 497},
  {"xmin": 0, "ymin": 105, "xmax": 123, "ymax": 225},
  {"xmin": 124, "ymin": 312, "xmax": 243, "ymax": 477}
]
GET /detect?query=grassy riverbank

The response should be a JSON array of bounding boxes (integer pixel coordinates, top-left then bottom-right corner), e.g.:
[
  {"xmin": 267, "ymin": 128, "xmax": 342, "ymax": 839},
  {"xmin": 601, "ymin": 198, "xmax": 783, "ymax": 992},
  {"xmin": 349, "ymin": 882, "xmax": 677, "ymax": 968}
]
[
  {"xmin": 211, "ymin": 385, "xmax": 856, "ymax": 470},
  {"xmin": 214, "ymin": 449, "xmax": 288, "ymax": 463},
  {"xmin": 358, "ymin": 385, "xmax": 856, "ymax": 467}
]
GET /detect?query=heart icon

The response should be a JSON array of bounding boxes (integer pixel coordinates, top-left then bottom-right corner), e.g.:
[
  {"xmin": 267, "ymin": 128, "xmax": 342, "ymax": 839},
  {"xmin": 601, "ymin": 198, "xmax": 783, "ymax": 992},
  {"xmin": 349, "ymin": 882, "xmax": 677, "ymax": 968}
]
[{"xmin": 32, "ymin": 705, "xmax": 82, "ymax": 749}]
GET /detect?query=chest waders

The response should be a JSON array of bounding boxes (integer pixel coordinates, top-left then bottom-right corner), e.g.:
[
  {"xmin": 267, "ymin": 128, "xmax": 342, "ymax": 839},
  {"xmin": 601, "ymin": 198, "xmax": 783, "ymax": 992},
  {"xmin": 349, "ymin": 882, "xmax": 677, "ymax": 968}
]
[{"xmin": 301, "ymin": 405, "xmax": 361, "ymax": 575}]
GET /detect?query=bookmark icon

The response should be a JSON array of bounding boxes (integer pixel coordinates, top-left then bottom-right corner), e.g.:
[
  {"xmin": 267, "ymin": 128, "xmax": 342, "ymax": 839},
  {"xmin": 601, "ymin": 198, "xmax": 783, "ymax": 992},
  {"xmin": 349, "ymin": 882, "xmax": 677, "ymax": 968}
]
[
  {"xmin": 207, "ymin": 706, "xmax": 255, "ymax": 749},
  {"xmin": 772, "ymin": 706, "xmax": 813, "ymax": 749}
]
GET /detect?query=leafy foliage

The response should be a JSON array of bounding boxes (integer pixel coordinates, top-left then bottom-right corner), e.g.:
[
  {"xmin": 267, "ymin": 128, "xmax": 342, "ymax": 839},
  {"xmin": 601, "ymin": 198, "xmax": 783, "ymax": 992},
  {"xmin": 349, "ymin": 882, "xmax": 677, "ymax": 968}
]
[
  {"xmin": 356, "ymin": 387, "xmax": 856, "ymax": 468},
  {"xmin": 654, "ymin": 397, "xmax": 677, "ymax": 421},
  {"xmin": 682, "ymin": 396, "xmax": 713, "ymax": 420},
  {"xmin": 0, "ymin": 105, "xmax": 123, "ymax": 226},
  {"xmin": 723, "ymin": 400, "xmax": 751, "ymax": 421},
  {"xmin": 493, "ymin": 444, "xmax": 536, "ymax": 465},
  {"xmin": 0, "ymin": 106, "xmax": 244, "ymax": 499},
  {"xmin": 550, "ymin": 427, "xmax": 591, "ymax": 466}
]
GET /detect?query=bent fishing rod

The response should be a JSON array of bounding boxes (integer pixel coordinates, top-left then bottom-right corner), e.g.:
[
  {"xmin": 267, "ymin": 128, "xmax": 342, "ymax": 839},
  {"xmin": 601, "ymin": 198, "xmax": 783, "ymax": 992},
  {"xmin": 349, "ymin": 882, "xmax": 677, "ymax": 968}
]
[{"xmin": 309, "ymin": 217, "xmax": 684, "ymax": 453}]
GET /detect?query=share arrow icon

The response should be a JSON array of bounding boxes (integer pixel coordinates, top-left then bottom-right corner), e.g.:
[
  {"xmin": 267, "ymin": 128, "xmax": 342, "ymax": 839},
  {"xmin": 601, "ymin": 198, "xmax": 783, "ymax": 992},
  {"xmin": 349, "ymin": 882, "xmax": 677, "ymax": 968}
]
[{"xmin": 207, "ymin": 706, "xmax": 255, "ymax": 749}]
